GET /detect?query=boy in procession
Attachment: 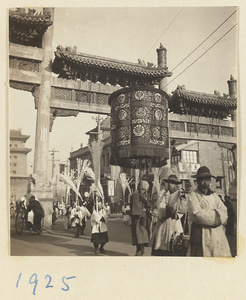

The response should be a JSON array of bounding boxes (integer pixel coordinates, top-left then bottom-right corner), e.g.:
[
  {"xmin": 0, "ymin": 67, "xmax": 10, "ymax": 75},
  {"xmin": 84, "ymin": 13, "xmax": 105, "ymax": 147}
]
[{"xmin": 90, "ymin": 199, "xmax": 109, "ymax": 254}]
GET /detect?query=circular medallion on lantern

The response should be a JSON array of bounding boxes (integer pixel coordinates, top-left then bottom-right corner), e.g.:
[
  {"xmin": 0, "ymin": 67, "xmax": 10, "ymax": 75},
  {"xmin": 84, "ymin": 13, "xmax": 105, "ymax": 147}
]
[
  {"xmin": 152, "ymin": 126, "xmax": 161, "ymax": 138},
  {"xmin": 118, "ymin": 94, "xmax": 125, "ymax": 104},
  {"xmin": 133, "ymin": 124, "xmax": 145, "ymax": 136},
  {"xmin": 135, "ymin": 90, "xmax": 145, "ymax": 100},
  {"xmin": 135, "ymin": 107, "xmax": 147, "ymax": 118},
  {"xmin": 119, "ymin": 109, "xmax": 127, "ymax": 120},
  {"xmin": 154, "ymin": 93, "xmax": 162, "ymax": 103},
  {"xmin": 154, "ymin": 109, "xmax": 163, "ymax": 120}
]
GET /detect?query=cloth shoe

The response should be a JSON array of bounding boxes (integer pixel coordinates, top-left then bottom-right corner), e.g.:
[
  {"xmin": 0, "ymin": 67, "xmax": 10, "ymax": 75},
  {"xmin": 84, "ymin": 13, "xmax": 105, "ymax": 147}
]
[
  {"xmin": 94, "ymin": 248, "xmax": 99, "ymax": 254},
  {"xmin": 99, "ymin": 248, "xmax": 106, "ymax": 254},
  {"xmin": 135, "ymin": 251, "xmax": 141, "ymax": 256}
]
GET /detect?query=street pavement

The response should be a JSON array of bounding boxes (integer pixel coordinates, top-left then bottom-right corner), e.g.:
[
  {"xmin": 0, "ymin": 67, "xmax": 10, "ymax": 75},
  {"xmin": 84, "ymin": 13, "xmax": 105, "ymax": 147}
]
[
  {"xmin": 10, "ymin": 214, "xmax": 237, "ymax": 257},
  {"xmin": 10, "ymin": 213, "xmax": 152, "ymax": 256}
]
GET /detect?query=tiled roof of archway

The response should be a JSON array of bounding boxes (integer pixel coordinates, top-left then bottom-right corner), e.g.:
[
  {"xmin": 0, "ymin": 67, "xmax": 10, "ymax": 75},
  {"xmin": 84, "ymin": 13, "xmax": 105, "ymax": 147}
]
[
  {"xmin": 171, "ymin": 85, "xmax": 237, "ymax": 108},
  {"xmin": 9, "ymin": 8, "xmax": 52, "ymax": 26},
  {"xmin": 170, "ymin": 85, "xmax": 237, "ymax": 119},
  {"xmin": 53, "ymin": 46, "xmax": 172, "ymax": 79}
]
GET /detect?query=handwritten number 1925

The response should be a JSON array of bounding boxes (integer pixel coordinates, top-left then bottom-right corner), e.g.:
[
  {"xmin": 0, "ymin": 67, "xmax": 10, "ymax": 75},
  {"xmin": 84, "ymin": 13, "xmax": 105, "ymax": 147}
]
[{"xmin": 16, "ymin": 273, "xmax": 76, "ymax": 295}]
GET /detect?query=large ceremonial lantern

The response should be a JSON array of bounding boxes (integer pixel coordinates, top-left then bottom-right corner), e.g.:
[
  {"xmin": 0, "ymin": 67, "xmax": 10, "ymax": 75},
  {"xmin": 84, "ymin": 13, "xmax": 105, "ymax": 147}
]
[{"xmin": 109, "ymin": 86, "xmax": 169, "ymax": 169}]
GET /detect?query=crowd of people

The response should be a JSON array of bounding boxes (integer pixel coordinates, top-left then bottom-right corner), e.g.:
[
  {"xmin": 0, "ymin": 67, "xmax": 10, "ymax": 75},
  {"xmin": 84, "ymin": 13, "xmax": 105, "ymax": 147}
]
[
  {"xmin": 129, "ymin": 166, "xmax": 234, "ymax": 257},
  {"xmin": 11, "ymin": 165, "xmax": 235, "ymax": 257}
]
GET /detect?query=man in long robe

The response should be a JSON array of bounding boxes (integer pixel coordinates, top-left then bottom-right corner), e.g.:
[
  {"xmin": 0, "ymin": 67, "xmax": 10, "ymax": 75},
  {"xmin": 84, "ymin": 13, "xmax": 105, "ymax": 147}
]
[
  {"xmin": 152, "ymin": 175, "xmax": 187, "ymax": 256},
  {"xmin": 187, "ymin": 166, "xmax": 231, "ymax": 257},
  {"xmin": 130, "ymin": 180, "xmax": 150, "ymax": 256}
]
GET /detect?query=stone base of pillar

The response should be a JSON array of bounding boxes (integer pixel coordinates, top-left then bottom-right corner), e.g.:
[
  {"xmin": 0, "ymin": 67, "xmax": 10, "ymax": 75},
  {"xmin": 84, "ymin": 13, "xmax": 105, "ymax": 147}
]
[{"xmin": 31, "ymin": 186, "xmax": 53, "ymax": 232}]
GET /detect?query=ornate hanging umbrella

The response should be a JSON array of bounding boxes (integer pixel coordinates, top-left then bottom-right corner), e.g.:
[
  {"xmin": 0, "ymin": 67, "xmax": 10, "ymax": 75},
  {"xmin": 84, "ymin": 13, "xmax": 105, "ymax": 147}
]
[{"xmin": 109, "ymin": 86, "xmax": 170, "ymax": 170}]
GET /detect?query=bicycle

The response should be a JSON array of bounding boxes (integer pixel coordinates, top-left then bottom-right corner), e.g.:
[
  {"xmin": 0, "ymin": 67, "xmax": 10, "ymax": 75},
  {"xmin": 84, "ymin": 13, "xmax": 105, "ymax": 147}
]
[{"xmin": 15, "ymin": 201, "xmax": 28, "ymax": 235}]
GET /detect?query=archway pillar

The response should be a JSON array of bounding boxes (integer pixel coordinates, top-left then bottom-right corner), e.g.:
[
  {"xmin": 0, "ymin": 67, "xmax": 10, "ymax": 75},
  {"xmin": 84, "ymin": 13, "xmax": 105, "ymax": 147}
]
[{"xmin": 32, "ymin": 8, "xmax": 54, "ymax": 230}]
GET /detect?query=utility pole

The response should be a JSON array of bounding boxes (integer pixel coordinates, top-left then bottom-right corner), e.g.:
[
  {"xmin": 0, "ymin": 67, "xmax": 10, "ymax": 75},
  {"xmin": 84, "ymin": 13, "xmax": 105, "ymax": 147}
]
[
  {"xmin": 92, "ymin": 114, "xmax": 103, "ymax": 142},
  {"xmin": 49, "ymin": 148, "xmax": 60, "ymax": 179}
]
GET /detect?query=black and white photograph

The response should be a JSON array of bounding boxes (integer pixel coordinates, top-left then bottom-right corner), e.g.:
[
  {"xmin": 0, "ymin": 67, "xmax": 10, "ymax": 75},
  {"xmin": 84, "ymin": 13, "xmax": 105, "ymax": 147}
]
[{"xmin": 1, "ymin": 2, "xmax": 246, "ymax": 299}]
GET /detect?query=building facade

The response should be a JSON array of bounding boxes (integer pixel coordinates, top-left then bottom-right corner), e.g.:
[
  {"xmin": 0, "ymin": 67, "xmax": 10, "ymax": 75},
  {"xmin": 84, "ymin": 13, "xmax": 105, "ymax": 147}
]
[{"xmin": 10, "ymin": 129, "xmax": 32, "ymax": 201}]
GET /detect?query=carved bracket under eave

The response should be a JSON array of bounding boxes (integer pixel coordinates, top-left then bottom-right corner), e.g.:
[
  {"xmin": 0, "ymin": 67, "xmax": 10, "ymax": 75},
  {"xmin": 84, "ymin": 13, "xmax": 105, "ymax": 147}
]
[
  {"xmin": 217, "ymin": 142, "xmax": 236, "ymax": 151},
  {"xmin": 49, "ymin": 108, "xmax": 79, "ymax": 132},
  {"xmin": 9, "ymin": 81, "xmax": 35, "ymax": 92},
  {"xmin": 49, "ymin": 109, "xmax": 57, "ymax": 132},
  {"xmin": 32, "ymin": 85, "xmax": 40, "ymax": 109}
]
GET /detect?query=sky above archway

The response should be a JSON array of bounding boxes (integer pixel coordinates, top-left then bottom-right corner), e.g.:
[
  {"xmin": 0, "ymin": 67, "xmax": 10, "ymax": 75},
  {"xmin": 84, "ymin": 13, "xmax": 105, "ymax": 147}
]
[{"xmin": 9, "ymin": 6, "xmax": 238, "ymax": 174}]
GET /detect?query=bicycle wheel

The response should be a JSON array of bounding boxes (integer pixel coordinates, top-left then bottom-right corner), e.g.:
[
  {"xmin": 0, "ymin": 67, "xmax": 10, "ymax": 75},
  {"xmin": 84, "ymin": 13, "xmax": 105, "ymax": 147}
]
[{"xmin": 15, "ymin": 211, "xmax": 24, "ymax": 235}]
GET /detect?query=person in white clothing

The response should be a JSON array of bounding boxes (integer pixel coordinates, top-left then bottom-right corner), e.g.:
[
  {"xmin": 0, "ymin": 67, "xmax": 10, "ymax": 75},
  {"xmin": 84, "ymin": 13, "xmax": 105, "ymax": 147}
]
[
  {"xmin": 90, "ymin": 200, "xmax": 109, "ymax": 254},
  {"xmin": 151, "ymin": 175, "xmax": 187, "ymax": 256},
  {"xmin": 187, "ymin": 166, "xmax": 231, "ymax": 257}
]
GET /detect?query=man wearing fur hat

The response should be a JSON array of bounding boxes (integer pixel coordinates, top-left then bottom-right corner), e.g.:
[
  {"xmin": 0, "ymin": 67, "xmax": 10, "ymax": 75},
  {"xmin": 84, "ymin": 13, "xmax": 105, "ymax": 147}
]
[
  {"xmin": 130, "ymin": 180, "xmax": 150, "ymax": 256},
  {"xmin": 187, "ymin": 166, "xmax": 231, "ymax": 257}
]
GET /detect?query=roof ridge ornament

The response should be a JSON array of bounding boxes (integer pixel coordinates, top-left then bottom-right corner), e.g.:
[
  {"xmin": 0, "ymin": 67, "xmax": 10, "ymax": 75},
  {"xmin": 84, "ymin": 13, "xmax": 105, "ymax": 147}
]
[
  {"xmin": 138, "ymin": 59, "xmax": 146, "ymax": 66},
  {"xmin": 214, "ymin": 90, "xmax": 221, "ymax": 96},
  {"xmin": 13, "ymin": 7, "xmax": 51, "ymax": 18}
]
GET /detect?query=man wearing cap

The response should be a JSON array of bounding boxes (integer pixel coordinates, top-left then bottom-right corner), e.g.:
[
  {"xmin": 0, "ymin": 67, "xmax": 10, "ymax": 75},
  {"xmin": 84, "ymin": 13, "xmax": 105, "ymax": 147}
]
[
  {"xmin": 152, "ymin": 174, "xmax": 187, "ymax": 256},
  {"xmin": 130, "ymin": 180, "xmax": 150, "ymax": 256},
  {"xmin": 187, "ymin": 166, "xmax": 231, "ymax": 257}
]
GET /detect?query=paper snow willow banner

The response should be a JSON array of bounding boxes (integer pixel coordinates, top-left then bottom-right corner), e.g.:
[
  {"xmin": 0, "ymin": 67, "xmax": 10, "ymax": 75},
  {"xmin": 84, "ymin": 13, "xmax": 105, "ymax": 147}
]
[
  {"xmin": 88, "ymin": 180, "xmax": 104, "ymax": 200},
  {"xmin": 119, "ymin": 173, "xmax": 132, "ymax": 198},
  {"xmin": 76, "ymin": 158, "xmax": 91, "ymax": 191},
  {"xmin": 85, "ymin": 167, "xmax": 95, "ymax": 181},
  {"xmin": 152, "ymin": 167, "xmax": 164, "ymax": 195},
  {"xmin": 59, "ymin": 173, "xmax": 82, "ymax": 200},
  {"xmin": 88, "ymin": 140, "xmax": 104, "ymax": 182}
]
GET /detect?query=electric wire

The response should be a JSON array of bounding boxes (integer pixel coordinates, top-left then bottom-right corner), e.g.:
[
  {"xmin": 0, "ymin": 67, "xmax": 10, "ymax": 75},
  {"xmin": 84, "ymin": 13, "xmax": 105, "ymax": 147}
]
[
  {"xmin": 143, "ymin": 7, "xmax": 184, "ymax": 60},
  {"xmin": 163, "ymin": 24, "xmax": 237, "ymax": 89},
  {"xmin": 170, "ymin": 9, "xmax": 237, "ymax": 73}
]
